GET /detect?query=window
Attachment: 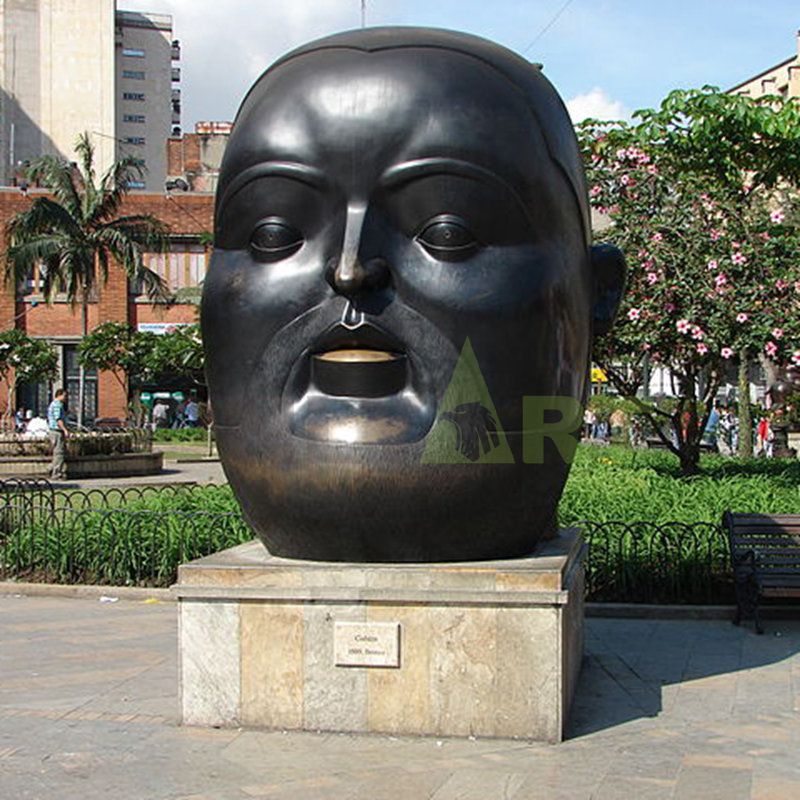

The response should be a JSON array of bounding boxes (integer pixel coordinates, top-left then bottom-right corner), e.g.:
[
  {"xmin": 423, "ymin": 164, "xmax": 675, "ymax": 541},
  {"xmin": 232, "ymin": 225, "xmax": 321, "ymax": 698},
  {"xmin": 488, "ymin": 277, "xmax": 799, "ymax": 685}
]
[
  {"xmin": 124, "ymin": 136, "xmax": 145, "ymax": 145},
  {"xmin": 123, "ymin": 48, "xmax": 145, "ymax": 58},
  {"xmin": 130, "ymin": 158, "xmax": 146, "ymax": 167},
  {"xmin": 122, "ymin": 69, "xmax": 145, "ymax": 79},
  {"xmin": 137, "ymin": 244, "xmax": 209, "ymax": 295},
  {"xmin": 126, "ymin": 180, "xmax": 146, "ymax": 189},
  {"xmin": 123, "ymin": 92, "xmax": 145, "ymax": 101},
  {"xmin": 64, "ymin": 345, "xmax": 97, "ymax": 424},
  {"xmin": 123, "ymin": 114, "xmax": 146, "ymax": 124}
]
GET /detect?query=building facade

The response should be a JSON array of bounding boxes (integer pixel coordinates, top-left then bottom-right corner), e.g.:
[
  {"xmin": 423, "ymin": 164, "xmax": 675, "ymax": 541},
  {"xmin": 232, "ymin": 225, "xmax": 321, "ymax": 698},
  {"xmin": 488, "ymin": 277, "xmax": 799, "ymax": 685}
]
[
  {"xmin": 0, "ymin": 188, "xmax": 212, "ymax": 422},
  {"xmin": 728, "ymin": 30, "xmax": 800, "ymax": 100},
  {"xmin": 166, "ymin": 121, "xmax": 231, "ymax": 193},
  {"xmin": 0, "ymin": 1, "xmax": 179, "ymax": 191}
]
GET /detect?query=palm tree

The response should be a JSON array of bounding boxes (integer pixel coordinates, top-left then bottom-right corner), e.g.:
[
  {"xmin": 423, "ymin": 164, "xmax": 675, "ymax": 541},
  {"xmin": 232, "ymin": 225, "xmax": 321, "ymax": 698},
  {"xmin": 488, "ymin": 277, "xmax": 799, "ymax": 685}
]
[{"xmin": 3, "ymin": 132, "xmax": 169, "ymax": 426}]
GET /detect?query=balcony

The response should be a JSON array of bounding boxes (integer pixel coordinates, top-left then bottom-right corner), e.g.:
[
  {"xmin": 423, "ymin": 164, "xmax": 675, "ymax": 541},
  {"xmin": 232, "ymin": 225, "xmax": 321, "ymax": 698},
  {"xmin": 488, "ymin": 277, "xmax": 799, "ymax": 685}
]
[
  {"xmin": 172, "ymin": 110, "xmax": 181, "ymax": 125},
  {"xmin": 171, "ymin": 88, "xmax": 181, "ymax": 103},
  {"xmin": 171, "ymin": 40, "xmax": 181, "ymax": 61},
  {"xmin": 171, "ymin": 67, "xmax": 181, "ymax": 82}
]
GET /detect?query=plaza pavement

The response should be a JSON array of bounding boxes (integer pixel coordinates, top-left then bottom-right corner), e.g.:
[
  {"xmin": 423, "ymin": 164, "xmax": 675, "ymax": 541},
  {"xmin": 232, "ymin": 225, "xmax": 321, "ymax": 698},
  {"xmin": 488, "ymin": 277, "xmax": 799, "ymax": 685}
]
[{"xmin": 0, "ymin": 593, "xmax": 798, "ymax": 799}]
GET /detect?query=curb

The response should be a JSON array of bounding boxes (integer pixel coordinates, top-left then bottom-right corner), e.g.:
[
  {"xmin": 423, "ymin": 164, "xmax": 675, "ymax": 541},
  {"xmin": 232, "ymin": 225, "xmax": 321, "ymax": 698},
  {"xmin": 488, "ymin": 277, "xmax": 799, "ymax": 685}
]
[{"xmin": 0, "ymin": 581, "xmax": 173, "ymax": 601}]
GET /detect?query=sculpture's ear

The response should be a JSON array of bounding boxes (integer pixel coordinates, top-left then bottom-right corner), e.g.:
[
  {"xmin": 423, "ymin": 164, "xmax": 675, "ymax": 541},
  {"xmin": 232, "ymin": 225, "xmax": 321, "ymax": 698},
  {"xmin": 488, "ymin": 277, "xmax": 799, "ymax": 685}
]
[{"xmin": 590, "ymin": 243, "xmax": 627, "ymax": 337}]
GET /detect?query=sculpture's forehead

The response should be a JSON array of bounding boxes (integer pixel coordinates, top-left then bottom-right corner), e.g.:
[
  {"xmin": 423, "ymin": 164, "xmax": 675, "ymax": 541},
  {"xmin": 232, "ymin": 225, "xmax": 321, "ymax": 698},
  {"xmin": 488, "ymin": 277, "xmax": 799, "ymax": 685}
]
[{"xmin": 225, "ymin": 48, "xmax": 552, "ymax": 194}]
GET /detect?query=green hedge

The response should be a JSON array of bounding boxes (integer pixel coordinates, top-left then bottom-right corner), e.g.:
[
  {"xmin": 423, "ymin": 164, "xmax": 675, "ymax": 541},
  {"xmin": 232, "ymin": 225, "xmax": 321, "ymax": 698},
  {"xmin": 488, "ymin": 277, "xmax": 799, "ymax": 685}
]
[{"xmin": 151, "ymin": 428, "xmax": 208, "ymax": 443}]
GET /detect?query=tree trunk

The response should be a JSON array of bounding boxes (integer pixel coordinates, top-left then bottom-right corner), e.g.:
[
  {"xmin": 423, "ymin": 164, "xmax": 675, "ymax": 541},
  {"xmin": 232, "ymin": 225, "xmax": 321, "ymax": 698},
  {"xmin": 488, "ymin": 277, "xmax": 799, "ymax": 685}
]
[
  {"xmin": 737, "ymin": 348, "xmax": 753, "ymax": 459},
  {"xmin": 77, "ymin": 299, "xmax": 87, "ymax": 429}
]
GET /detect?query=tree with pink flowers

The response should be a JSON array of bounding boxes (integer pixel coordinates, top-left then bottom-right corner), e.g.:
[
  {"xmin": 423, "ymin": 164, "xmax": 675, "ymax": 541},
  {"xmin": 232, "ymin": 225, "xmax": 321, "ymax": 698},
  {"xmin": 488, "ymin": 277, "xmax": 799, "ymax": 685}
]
[{"xmin": 578, "ymin": 87, "xmax": 800, "ymax": 473}]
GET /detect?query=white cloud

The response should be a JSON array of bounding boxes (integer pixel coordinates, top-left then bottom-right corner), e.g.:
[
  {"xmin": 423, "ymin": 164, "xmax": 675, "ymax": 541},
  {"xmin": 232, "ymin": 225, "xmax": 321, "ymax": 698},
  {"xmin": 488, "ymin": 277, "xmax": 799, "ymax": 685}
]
[{"xmin": 565, "ymin": 88, "xmax": 629, "ymax": 124}]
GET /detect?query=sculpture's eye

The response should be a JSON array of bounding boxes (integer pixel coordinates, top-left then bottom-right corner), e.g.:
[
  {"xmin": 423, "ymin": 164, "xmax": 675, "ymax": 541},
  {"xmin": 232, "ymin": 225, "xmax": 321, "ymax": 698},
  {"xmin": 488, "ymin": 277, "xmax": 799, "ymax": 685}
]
[
  {"xmin": 250, "ymin": 218, "xmax": 304, "ymax": 261},
  {"xmin": 416, "ymin": 215, "xmax": 481, "ymax": 261}
]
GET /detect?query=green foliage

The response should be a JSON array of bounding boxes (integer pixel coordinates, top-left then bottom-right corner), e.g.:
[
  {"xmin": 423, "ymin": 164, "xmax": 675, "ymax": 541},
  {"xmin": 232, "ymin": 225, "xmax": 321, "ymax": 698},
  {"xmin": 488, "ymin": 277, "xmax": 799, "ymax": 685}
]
[
  {"xmin": 559, "ymin": 445, "xmax": 800, "ymax": 525},
  {"xmin": 151, "ymin": 427, "xmax": 208, "ymax": 442},
  {"xmin": 79, "ymin": 322, "xmax": 159, "ymax": 382},
  {"xmin": 578, "ymin": 87, "xmax": 800, "ymax": 473},
  {"xmin": 0, "ymin": 329, "xmax": 58, "ymax": 386},
  {"xmin": 150, "ymin": 323, "xmax": 204, "ymax": 376}
]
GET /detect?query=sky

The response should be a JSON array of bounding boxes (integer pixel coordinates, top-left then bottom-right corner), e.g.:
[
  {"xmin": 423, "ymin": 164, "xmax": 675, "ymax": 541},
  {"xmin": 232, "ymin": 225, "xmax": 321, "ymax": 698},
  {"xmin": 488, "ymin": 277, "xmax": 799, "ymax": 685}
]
[{"xmin": 119, "ymin": 0, "xmax": 799, "ymax": 130}]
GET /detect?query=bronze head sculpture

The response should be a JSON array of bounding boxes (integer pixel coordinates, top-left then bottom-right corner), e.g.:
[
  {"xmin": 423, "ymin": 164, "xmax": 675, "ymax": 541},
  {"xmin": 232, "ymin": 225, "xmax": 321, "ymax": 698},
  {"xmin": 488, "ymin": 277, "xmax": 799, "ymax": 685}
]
[{"xmin": 202, "ymin": 27, "xmax": 626, "ymax": 562}]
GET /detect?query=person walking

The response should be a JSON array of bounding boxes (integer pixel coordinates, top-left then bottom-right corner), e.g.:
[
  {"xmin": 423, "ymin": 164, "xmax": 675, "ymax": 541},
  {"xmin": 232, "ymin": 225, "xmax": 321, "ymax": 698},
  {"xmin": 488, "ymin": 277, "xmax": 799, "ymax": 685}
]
[{"xmin": 46, "ymin": 388, "xmax": 69, "ymax": 480}]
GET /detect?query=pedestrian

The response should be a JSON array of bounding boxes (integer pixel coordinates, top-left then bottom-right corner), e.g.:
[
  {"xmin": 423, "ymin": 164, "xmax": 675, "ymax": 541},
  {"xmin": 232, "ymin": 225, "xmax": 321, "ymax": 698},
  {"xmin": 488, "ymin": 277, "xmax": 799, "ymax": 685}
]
[
  {"xmin": 46, "ymin": 388, "xmax": 68, "ymax": 480},
  {"xmin": 185, "ymin": 395, "xmax": 200, "ymax": 428}
]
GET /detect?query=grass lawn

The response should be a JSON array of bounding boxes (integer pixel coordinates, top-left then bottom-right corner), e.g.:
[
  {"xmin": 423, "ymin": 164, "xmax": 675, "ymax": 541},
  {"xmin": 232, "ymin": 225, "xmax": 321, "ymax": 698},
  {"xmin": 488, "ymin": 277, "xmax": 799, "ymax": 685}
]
[{"xmin": 559, "ymin": 444, "xmax": 800, "ymax": 525}]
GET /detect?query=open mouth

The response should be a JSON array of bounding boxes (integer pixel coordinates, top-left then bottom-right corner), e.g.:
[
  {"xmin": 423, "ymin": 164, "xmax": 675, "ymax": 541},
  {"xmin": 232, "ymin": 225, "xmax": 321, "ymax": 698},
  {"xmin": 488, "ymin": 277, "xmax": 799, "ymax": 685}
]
[{"xmin": 311, "ymin": 323, "xmax": 407, "ymax": 398}]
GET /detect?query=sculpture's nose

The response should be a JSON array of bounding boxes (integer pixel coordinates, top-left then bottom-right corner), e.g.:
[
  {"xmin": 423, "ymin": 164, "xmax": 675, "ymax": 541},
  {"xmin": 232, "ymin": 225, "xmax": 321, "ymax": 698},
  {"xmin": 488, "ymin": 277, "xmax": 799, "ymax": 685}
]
[{"xmin": 327, "ymin": 204, "xmax": 390, "ymax": 299}]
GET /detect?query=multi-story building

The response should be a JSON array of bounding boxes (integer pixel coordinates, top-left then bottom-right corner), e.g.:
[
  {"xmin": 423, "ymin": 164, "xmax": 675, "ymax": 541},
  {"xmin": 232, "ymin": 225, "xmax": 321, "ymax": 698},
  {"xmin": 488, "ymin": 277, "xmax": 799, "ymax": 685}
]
[
  {"xmin": 0, "ymin": 187, "xmax": 212, "ymax": 422},
  {"xmin": 115, "ymin": 10, "xmax": 181, "ymax": 191},
  {"xmin": 0, "ymin": 1, "xmax": 180, "ymax": 191},
  {"xmin": 728, "ymin": 29, "xmax": 800, "ymax": 100}
]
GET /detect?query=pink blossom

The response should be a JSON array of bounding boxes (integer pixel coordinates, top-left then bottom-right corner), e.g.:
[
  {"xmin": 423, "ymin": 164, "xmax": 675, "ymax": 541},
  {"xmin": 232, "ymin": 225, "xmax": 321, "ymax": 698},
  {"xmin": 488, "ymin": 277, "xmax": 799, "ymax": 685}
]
[
  {"xmin": 640, "ymin": 259, "xmax": 654, "ymax": 270},
  {"xmin": 760, "ymin": 231, "xmax": 770, "ymax": 241},
  {"xmin": 776, "ymin": 279, "xmax": 789, "ymax": 290},
  {"xmin": 589, "ymin": 185, "xmax": 602, "ymax": 197},
  {"xmin": 627, "ymin": 308, "xmax": 641, "ymax": 321},
  {"xmin": 707, "ymin": 259, "xmax": 718, "ymax": 271},
  {"xmin": 646, "ymin": 163, "xmax": 658, "ymax": 174},
  {"xmin": 736, "ymin": 312, "xmax": 748, "ymax": 323},
  {"xmin": 664, "ymin": 302, "xmax": 676, "ymax": 313},
  {"xmin": 770, "ymin": 209, "xmax": 785, "ymax": 224},
  {"xmin": 616, "ymin": 148, "xmax": 627, "ymax": 160},
  {"xmin": 709, "ymin": 229, "xmax": 722, "ymax": 241},
  {"xmin": 691, "ymin": 325, "xmax": 705, "ymax": 341},
  {"xmin": 651, "ymin": 232, "xmax": 663, "ymax": 243},
  {"xmin": 642, "ymin": 342, "xmax": 651, "ymax": 351},
  {"xmin": 772, "ymin": 327, "xmax": 784, "ymax": 339},
  {"xmin": 765, "ymin": 341, "xmax": 778, "ymax": 358},
  {"xmin": 714, "ymin": 273, "xmax": 728, "ymax": 288},
  {"xmin": 619, "ymin": 174, "xmax": 631, "ymax": 186},
  {"xmin": 792, "ymin": 351, "xmax": 800, "ymax": 367},
  {"xmin": 731, "ymin": 252, "xmax": 747, "ymax": 266},
  {"xmin": 637, "ymin": 249, "xmax": 649, "ymax": 259},
  {"xmin": 731, "ymin": 241, "xmax": 740, "ymax": 249},
  {"xmin": 721, "ymin": 347, "xmax": 733, "ymax": 359},
  {"xmin": 646, "ymin": 272, "xmax": 659, "ymax": 285},
  {"xmin": 676, "ymin": 319, "xmax": 691, "ymax": 334},
  {"xmin": 696, "ymin": 343, "xmax": 709, "ymax": 355}
]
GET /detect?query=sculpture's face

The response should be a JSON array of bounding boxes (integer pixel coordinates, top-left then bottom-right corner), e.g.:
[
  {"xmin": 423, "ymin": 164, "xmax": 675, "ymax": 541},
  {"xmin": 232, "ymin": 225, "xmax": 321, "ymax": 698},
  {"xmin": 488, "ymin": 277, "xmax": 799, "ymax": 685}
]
[{"xmin": 203, "ymin": 43, "xmax": 618, "ymax": 562}]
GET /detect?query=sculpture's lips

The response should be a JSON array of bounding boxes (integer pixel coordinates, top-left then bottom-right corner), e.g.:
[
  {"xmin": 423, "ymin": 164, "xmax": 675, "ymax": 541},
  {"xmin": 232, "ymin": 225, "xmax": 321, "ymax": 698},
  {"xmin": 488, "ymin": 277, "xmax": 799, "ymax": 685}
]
[
  {"xmin": 310, "ymin": 323, "xmax": 407, "ymax": 397},
  {"xmin": 312, "ymin": 321, "xmax": 405, "ymax": 356}
]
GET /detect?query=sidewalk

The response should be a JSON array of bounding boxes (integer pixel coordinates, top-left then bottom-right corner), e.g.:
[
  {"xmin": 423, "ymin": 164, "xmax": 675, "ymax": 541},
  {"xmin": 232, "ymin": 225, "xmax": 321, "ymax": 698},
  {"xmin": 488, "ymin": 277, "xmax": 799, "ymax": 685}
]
[
  {"xmin": 0, "ymin": 594, "xmax": 798, "ymax": 799},
  {"xmin": 47, "ymin": 453, "xmax": 227, "ymax": 490}
]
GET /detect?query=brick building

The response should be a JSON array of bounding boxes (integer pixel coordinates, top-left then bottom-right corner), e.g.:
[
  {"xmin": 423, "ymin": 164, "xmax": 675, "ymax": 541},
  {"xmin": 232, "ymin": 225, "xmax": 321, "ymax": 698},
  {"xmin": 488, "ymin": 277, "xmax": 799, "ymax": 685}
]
[{"xmin": 0, "ymin": 187, "xmax": 213, "ymax": 421}]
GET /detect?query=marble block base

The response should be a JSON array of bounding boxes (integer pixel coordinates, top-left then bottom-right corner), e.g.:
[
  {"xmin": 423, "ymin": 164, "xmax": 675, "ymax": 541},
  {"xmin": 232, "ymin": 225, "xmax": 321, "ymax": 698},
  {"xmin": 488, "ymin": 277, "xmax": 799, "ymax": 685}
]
[{"xmin": 173, "ymin": 529, "xmax": 585, "ymax": 742}]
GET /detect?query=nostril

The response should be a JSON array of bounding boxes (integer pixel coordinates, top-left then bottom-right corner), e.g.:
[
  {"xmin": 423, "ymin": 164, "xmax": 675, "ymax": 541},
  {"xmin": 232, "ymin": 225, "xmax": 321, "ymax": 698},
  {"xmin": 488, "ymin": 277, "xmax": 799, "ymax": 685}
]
[{"xmin": 329, "ymin": 256, "xmax": 390, "ymax": 297}]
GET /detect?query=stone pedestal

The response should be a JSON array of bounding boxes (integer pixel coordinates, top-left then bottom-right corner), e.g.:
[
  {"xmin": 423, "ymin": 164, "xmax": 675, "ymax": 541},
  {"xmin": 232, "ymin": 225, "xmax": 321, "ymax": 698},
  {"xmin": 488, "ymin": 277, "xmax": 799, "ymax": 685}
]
[{"xmin": 173, "ymin": 529, "xmax": 585, "ymax": 742}]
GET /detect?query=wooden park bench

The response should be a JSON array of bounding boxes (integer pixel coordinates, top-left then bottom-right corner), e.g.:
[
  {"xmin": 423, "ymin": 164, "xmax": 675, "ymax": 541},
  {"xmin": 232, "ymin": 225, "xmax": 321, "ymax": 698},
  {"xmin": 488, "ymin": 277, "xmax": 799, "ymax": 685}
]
[{"xmin": 723, "ymin": 512, "xmax": 800, "ymax": 634}]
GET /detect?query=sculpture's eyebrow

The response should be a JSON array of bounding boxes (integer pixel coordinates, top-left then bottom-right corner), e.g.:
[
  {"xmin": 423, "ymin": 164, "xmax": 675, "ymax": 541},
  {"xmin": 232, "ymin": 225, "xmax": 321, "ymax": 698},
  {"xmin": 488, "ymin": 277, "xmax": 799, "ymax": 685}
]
[
  {"xmin": 379, "ymin": 157, "xmax": 520, "ymax": 199},
  {"xmin": 217, "ymin": 161, "xmax": 329, "ymax": 212}
]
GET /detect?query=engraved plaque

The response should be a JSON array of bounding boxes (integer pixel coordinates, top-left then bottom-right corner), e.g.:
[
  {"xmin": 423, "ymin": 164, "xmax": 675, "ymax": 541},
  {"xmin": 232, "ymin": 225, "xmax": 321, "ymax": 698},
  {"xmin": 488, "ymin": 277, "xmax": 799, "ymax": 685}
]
[{"xmin": 334, "ymin": 621, "xmax": 401, "ymax": 668}]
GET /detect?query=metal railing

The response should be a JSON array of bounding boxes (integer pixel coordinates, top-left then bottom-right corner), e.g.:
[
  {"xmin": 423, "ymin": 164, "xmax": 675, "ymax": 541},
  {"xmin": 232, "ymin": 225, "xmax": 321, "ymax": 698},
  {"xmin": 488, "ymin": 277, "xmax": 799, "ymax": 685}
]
[{"xmin": 0, "ymin": 479, "xmax": 735, "ymax": 601}]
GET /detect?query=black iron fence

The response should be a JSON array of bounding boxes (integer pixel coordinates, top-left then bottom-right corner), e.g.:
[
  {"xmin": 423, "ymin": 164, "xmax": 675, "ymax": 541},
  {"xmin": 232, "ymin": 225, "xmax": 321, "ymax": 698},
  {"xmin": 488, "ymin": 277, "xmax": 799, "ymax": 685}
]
[{"xmin": 0, "ymin": 479, "xmax": 735, "ymax": 601}]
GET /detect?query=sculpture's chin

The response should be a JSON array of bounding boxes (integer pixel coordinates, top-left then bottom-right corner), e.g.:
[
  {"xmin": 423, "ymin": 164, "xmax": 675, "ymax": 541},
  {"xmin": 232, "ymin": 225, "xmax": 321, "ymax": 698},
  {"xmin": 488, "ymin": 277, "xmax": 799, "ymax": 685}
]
[{"xmin": 216, "ymin": 427, "xmax": 569, "ymax": 563}]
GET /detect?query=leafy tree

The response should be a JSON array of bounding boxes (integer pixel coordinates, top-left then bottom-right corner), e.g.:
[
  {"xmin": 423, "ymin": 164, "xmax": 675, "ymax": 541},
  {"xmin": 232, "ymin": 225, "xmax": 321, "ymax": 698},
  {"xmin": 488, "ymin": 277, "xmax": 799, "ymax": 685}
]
[
  {"xmin": 578, "ymin": 88, "xmax": 800, "ymax": 473},
  {"xmin": 79, "ymin": 322, "xmax": 158, "ymax": 421},
  {"xmin": 151, "ymin": 324, "xmax": 204, "ymax": 380},
  {"xmin": 3, "ymin": 132, "xmax": 169, "ymax": 426},
  {"xmin": 0, "ymin": 330, "xmax": 58, "ymax": 423}
]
